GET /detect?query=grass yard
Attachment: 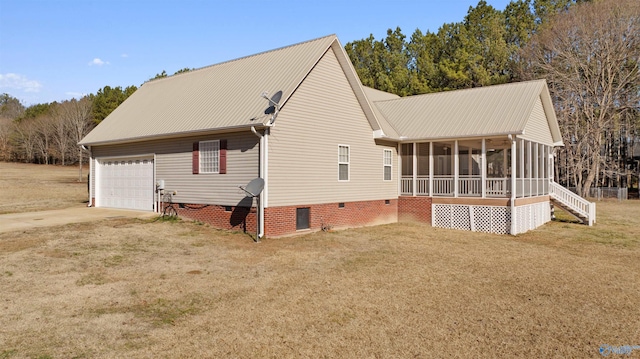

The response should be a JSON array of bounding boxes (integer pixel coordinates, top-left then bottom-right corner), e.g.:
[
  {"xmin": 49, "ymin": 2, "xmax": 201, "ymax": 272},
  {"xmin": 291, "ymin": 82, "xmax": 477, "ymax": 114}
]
[
  {"xmin": 0, "ymin": 162, "xmax": 88, "ymax": 214},
  {"xmin": 0, "ymin": 163, "xmax": 639, "ymax": 358}
]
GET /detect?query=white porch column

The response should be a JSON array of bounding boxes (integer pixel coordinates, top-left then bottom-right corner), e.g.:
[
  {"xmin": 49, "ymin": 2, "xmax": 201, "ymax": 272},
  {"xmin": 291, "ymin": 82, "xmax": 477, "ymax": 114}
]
[
  {"xmin": 549, "ymin": 146, "xmax": 554, "ymax": 184},
  {"xmin": 429, "ymin": 142, "xmax": 433, "ymax": 197},
  {"xmin": 412, "ymin": 142, "xmax": 417, "ymax": 196},
  {"xmin": 510, "ymin": 136, "xmax": 517, "ymax": 235},
  {"xmin": 481, "ymin": 138, "xmax": 486, "ymax": 198},
  {"xmin": 398, "ymin": 143, "xmax": 403, "ymax": 196},
  {"xmin": 538, "ymin": 143, "xmax": 543, "ymax": 196},
  {"xmin": 519, "ymin": 139, "xmax": 525, "ymax": 198},
  {"xmin": 527, "ymin": 140, "xmax": 532, "ymax": 197},
  {"xmin": 533, "ymin": 142, "xmax": 538, "ymax": 196},
  {"xmin": 454, "ymin": 140, "xmax": 459, "ymax": 198},
  {"xmin": 540, "ymin": 145, "xmax": 549, "ymax": 188}
]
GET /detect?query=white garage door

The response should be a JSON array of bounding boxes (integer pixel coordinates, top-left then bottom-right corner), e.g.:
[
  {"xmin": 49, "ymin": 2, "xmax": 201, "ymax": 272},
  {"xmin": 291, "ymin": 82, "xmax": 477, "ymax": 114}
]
[{"xmin": 97, "ymin": 157, "xmax": 154, "ymax": 211}]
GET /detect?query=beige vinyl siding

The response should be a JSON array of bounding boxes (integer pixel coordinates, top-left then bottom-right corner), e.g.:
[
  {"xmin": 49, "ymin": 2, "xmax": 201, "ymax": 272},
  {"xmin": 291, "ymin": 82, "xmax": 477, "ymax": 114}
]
[
  {"xmin": 268, "ymin": 47, "xmax": 398, "ymax": 207},
  {"xmin": 521, "ymin": 96, "xmax": 554, "ymax": 145},
  {"xmin": 91, "ymin": 132, "xmax": 258, "ymax": 206}
]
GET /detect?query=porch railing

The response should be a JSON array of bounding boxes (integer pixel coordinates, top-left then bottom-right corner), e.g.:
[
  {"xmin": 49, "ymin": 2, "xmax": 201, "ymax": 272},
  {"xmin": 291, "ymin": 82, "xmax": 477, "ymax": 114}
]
[
  {"xmin": 400, "ymin": 175, "xmax": 429, "ymax": 195},
  {"xmin": 549, "ymin": 182, "xmax": 596, "ymax": 226},
  {"xmin": 433, "ymin": 176, "xmax": 454, "ymax": 196},
  {"xmin": 416, "ymin": 176, "xmax": 429, "ymax": 195},
  {"xmin": 401, "ymin": 175, "xmax": 549, "ymax": 199},
  {"xmin": 486, "ymin": 178, "xmax": 510, "ymax": 197},
  {"xmin": 516, "ymin": 178, "xmax": 551, "ymax": 197},
  {"xmin": 401, "ymin": 176, "xmax": 412, "ymax": 195},
  {"xmin": 458, "ymin": 176, "xmax": 482, "ymax": 196}
]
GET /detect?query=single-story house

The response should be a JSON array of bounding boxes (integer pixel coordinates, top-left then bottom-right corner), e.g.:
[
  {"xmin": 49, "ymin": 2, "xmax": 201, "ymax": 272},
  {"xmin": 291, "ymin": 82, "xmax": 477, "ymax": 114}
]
[{"xmin": 79, "ymin": 34, "xmax": 595, "ymax": 238}]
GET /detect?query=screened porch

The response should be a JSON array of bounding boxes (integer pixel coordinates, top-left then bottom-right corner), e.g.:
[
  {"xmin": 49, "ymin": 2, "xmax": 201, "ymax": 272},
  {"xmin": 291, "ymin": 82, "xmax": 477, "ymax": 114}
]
[{"xmin": 399, "ymin": 137, "xmax": 553, "ymax": 199}]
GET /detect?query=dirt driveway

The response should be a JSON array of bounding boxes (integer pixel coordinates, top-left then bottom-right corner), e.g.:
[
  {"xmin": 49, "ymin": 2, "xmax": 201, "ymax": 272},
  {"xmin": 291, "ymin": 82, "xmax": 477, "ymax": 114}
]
[{"xmin": 0, "ymin": 205, "xmax": 157, "ymax": 233}]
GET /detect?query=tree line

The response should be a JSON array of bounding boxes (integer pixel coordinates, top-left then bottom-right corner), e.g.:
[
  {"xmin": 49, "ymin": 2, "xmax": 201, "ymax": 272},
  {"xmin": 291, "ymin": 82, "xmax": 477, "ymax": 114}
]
[
  {"xmin": 0, "ymin": 70, "xmax": 185, "ymax": 180},
  {"xmin": 1, "ymin": 0, "xmax": 638, "ymax": 196},
  {"xmin": 345, "ymin": 0, "xmax": 639, "ymax": 196}
]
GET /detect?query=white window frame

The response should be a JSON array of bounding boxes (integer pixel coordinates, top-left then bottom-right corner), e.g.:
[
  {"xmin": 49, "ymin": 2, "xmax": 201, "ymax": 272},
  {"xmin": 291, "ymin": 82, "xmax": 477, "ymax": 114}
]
[
  {"xmin": 338, "ymin": 145, "xmax": 350, "ymax": 181},
  {"xmin": 383, "ymin": 149, "xmax": 392, "ymax": 181},
  {"xmin": 200, "ymin": 140, "xmax": 220, "ymax": 174}
]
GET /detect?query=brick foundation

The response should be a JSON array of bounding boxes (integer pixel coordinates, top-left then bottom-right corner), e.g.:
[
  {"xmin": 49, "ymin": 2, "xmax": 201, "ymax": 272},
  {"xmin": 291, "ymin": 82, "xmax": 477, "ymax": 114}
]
[
  {"xmin": 398, "ymin": 196, "xmax": 432, "ymax": 224},
  {"xmin": 169, "ymin": 203, "xmax": 257, "ymax": 233},
  {"xmin": 159, "ymin": 197, "xmax": 432, "ymax": 237},
  {"xmin": 264, "ymin": 199, "xmax": 398, "ymax": 237}
]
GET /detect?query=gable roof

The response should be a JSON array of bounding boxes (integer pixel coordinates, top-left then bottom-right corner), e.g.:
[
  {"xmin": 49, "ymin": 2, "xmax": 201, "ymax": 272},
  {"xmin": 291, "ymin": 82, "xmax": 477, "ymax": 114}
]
[
  {"xmin": 362, "ymin": 87, "xmax": 401, "ymax": 139},
  {"xmin": 372, "ymin": 79, "xmax": 563, "ymax": 146},
  {"xmin": 80, "ymin": 35, "xmax": 562, "ymax": 148},
  {"xmin": 81, "ymin": 35, "xmax": 386, "ymax": 146}
]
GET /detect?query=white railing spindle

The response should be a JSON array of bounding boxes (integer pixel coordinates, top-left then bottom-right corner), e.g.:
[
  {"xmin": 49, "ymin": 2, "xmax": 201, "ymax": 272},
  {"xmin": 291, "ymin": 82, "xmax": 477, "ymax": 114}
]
[{"xmin": 549, "ymin": 182, "xmax": 596, "ymax": 226}]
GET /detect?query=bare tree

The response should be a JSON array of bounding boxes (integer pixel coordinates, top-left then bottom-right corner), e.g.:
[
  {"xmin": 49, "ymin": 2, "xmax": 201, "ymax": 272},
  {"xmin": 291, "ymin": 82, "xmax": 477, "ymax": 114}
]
[
  {"xmin": 12, "ymin": 118, "xmax": 39, "ymax": 163},
  {"xmin": 50, "ymin": 104, "xmax": 70, "ymax": 166},
  {"xmin": 519, "ymin": 0, "xmax": 640, "ymax": 196},
  {"xmin": 59, "ymin": 97, "xmax": 93, "ymax": 181},
  {"xmin": 0, "ymin": 117, "xmax": 13, "ymax": 161},
  {"xmin": 34, "ymin": 115, "xmax": 56, "ymax": 164}
]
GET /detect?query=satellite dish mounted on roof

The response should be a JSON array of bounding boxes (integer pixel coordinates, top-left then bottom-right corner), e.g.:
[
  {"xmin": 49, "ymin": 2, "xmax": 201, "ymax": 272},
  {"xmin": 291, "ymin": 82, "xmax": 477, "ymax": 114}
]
[
  {"xmin": 239, "ymin": 177, "xmax": 265, "ymax": 242},
  {"xmin": 261, "ymin": 90, "xmax": 282, "ymax": 125}
]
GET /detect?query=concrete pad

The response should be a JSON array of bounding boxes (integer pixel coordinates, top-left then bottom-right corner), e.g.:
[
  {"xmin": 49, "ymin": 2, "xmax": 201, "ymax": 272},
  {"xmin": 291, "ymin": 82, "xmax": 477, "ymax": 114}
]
[{"xmin": 0, "ymin": 205, "xmax": 157, "ymax": 234}]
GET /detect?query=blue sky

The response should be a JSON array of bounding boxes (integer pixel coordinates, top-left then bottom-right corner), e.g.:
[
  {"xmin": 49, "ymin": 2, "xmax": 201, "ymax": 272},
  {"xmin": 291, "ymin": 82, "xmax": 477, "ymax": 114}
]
[{"xmin": 0, "ymin": 0, "xmax": 511, "ymax": 106}]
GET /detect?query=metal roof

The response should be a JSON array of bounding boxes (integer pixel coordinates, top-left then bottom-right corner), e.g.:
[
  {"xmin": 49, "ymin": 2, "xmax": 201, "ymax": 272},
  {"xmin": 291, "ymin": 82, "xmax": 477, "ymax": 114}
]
[
  {"xmin": 80, "ymin": 35, "xmax": 338, "ymax": 145},
  {"xmin": 372, "ymin": 79, "xmax": 562, "ymax": 145},
  {"xmin": 80, "ymin": 34, "xmax": 562, "ymax": 148},
  {"xmin": 362, "ymin": 86, "xmax": 401, "ymax": 139}
]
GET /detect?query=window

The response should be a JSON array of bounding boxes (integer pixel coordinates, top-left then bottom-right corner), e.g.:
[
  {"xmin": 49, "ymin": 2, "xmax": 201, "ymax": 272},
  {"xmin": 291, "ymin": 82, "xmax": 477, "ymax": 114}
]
[
  {"xmin": 338, "ymin": 145, "xmax": 349, "ymax": 181},
  {"xmin": 200, "ymin": 140, "xmax": 220, "ymax": 173},
  {"xmin": 383, "ymin": 149, "xmax": 392, "ymax": 181},
  {"xmin": 193, "ymin": 140, "xmax": 227, "ymax": 174}
]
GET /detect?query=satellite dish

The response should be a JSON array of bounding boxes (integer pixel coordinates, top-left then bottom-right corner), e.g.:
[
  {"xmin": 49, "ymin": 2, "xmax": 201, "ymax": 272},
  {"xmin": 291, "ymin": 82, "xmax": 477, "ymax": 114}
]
[
  {"xmin": 260, "ymin": 90, "xmax": 283, "ymax": 126},
  {"xmin": 240, "ymin": 177, "xmax": 264, "ymax": 197},
  {"xmin": 262, "ymin": 90, "xmax": 282, "ymax": 108},
  {"xmin": 270, "ymin": 90, "xmax": 282, "ymax": 105}
]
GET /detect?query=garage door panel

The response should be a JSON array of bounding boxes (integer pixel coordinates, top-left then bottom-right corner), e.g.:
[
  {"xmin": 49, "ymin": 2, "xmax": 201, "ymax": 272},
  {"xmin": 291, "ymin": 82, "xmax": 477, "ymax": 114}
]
[{"xmin": 98, "ymin": 157, "xmax": 154, "ymax": 211}]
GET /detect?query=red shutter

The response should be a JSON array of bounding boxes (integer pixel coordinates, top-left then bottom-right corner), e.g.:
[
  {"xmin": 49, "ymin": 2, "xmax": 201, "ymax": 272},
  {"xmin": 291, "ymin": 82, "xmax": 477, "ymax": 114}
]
[
  {"xmin": 192, "ymin": 142, "xmax": 199, "ymax": 174},
  {"xmin": 219, "ymin": 139, "xmax": 227, "ymax": 174}
]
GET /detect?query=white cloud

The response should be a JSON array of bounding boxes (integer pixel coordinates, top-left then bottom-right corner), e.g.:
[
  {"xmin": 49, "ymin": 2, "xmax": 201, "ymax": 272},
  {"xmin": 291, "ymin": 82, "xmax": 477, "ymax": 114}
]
[
  {"xmin": 0, "ymin": 73, "xmax": 43, "ymax": 93},
  {"xmin": 121, "ymin": 53, "xmax": 129, "ymax": 58},
  {"xmin": 88, "ymin": 58, "xmax": 109, "ymax": 66}
]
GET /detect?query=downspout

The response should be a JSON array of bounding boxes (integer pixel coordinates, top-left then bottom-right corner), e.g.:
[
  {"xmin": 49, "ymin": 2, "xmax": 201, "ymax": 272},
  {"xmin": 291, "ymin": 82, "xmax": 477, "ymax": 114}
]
[
  {"xmin": 83, "ymin": 145, "xmax": 92, "ymax": 207},
  {"xmin": 251, "ymin": 126, "xmax": 265, "ymax": 239}
]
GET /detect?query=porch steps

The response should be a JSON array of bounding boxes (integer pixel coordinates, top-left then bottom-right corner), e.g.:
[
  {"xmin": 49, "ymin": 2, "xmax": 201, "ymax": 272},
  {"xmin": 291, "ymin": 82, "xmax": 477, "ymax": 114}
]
[
  {"xmin": 549, "ymin": 182, "xmax": 596, "ymax": 226},
  {"xmin": 550, "ymin": 199, "xmax": 589, "ymax": 225}
]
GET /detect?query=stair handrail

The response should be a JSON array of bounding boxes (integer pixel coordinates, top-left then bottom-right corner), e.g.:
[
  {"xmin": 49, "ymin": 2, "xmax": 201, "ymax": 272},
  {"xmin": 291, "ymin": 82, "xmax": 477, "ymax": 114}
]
[{"xmin": 549, "ymin": 182, "xmax": 596, "ymax": 226}]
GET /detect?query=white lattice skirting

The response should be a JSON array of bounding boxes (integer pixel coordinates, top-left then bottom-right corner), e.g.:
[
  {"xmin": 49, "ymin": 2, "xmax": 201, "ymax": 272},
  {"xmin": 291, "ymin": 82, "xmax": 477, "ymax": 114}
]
[
  {"xmin": 432, "ymin": 201, "xmax": 550, "ymax": 235},
  {"xmin": 512, "ymin": 201, "xmax": 551, "ymax": 235}
]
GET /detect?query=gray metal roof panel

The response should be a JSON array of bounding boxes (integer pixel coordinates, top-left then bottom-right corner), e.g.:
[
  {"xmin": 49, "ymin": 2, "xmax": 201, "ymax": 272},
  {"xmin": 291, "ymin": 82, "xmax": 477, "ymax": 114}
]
[
  {"xmin": 80, "ymin": 35, "xmax": 337, "ymax": 145},
  {"xmin": 373, "ymin": 80, "xmax": 550, "ymax": 140}
]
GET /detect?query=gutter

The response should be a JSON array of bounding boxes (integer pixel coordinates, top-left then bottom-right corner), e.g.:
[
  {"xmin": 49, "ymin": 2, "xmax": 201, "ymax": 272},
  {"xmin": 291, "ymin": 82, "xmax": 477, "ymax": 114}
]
[{"xmin": 79, "ymin": 123, "xmax": 260, "ymax": 147}]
